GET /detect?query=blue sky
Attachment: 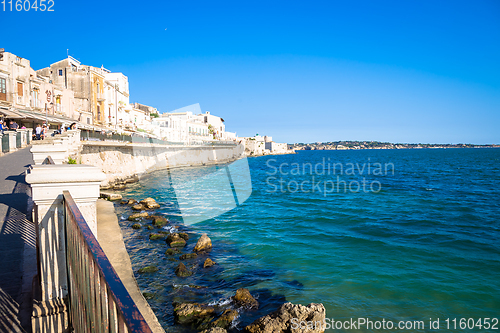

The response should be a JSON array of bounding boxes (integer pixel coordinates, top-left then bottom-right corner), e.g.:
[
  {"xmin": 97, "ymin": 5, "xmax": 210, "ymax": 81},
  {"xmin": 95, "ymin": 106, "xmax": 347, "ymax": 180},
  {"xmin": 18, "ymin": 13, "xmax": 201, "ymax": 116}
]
[{"xmin": 1, "ymin": 0, "xmax": 499, "ymax": 143}]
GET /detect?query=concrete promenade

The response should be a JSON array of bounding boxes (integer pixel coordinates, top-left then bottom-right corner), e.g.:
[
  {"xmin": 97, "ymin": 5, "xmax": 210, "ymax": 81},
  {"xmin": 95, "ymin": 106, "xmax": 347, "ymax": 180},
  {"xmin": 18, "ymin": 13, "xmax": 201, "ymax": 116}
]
[
  {"xmin": 0, "ymin": 147, "xmax": 37, "ymax": 333},
  {"xmin": 97, "ymin": 200, "xmax": 165, "ymax": 333}
]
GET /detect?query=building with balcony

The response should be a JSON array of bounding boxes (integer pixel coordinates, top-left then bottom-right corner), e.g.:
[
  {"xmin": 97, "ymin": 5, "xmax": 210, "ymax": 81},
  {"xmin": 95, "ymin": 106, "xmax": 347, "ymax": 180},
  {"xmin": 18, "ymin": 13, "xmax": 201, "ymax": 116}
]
[
  {"xmin": 0, "ymin": 50, "xmax": 32, "ymax": 109},
  {"xmin": 37, "ymin": 56, "xmax": 131, "ymax": 127},
  {"xmin": 0, "ymin": 49, "xmax": 78, "ymax": 128},
  {"xmin": 152, "ymin": 104, "xmax": 217, "ymax": 143}
]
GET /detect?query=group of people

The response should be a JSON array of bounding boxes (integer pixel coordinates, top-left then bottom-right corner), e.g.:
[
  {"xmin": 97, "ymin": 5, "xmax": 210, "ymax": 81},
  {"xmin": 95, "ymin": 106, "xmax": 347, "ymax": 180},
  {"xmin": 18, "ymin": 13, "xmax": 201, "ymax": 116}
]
[
  {"xmin": 33, "ymin": 124, "xmax": 48, "ymax": 140},
  {"xmin": 0, "ymin": 120, "xmax": 26, "ymax": 134},
  {"xmin": 33, "ymin": 122, "xmax": 77, "ymax": 140},
  {"xmin": 0, "ymin": 119, "xmax": 78, "ymax": 140}
]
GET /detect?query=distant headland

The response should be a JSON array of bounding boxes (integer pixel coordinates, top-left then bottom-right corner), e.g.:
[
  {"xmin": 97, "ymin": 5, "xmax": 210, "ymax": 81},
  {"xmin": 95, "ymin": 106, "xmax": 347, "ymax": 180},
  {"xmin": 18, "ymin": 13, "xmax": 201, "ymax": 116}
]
[{"xmin": 291, "ymin": 141, "xmax": 500, "ymax": 150}]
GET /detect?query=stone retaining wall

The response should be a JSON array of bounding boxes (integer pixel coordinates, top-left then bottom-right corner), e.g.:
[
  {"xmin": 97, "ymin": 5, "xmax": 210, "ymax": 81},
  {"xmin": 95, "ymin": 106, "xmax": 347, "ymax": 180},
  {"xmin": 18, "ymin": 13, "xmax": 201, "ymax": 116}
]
[{"xmin": 77, "ymin": 142, "xmax": 245, "ymax": 187}]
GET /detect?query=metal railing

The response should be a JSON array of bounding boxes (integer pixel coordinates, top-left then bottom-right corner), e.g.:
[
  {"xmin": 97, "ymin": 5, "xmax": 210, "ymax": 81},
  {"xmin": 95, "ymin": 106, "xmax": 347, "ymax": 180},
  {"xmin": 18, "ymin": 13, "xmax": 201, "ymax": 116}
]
[
  {"xmin": 63, "ymin": 191, "xmax": 152, "ymax": 333},
  {"xmin": 79, "ymin": 129, "xmax": 237, "ymax": 147}
]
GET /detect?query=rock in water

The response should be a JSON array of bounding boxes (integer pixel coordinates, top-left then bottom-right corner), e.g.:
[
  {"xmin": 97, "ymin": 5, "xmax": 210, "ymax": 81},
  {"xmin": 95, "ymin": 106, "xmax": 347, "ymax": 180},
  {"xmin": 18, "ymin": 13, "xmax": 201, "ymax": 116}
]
[
  {"xmin": 143, "ymin": 292, "xmax": 154, "ymax": 300},
  {"xmin": 165, "ymin": 248, "xmax": 182, "ymax": 256},
  {"xmin": 128, "ymin": 212, "xmax": 149, "ymax": 221},
  {"xmin": 149, "ymin": 233, "xmax": 165, "ymax": 240},
  {"xmin": 140, "ymin": 197, "xmax": 161, "ymax": 209},
  {"xmin": 167, "ymin": 233, "xmax": 187, "ymax": 248},
  {"xmin": 138, "ymin": 266, "xmax": 158, "ymax": 274},
  {"xmin": 100, "ymin": 192, "xmax": 122, "ymax": 201},
  {"xmin": 212, "ymin": 309, "xmax": 238, "ymax": 329},
  {"xmin": 148, "ymin": 202, "xmax": 161, "ymax": 209},
  {"xmin": 151, "ymin": 215, "xmax": 168, "ymax": 227},
  {"xmin": 203, "ymin": 258, "xmax": 216, "ymax": 268},
  {"xmin": 131, "ymin": 223, "xmax": 142, "ymax": 229},
  {"xmin": 194, "ymin": 234, "xmax": 212, "ymax": 252},
  {"xmin": 174, "ymin": 303, "xmax": 215, "ymax": 328},
  {"xmin": 132, "ymin": 204, "xmax": 145, "ymax": 211},
  {"xmin": 175, "ymin": 262, "xmax": 193, "ymax": 277},
  {"xmin": 179, "ymin": 232, "xmax": 189, "ymax": 240},
  {"xmin": 233, "ymin": 288, "xmax": 259, "ymax": 309},
  {"xmin": 245, "ymin": 302, "xmax": 326, "ymax": 333},
  {"xmin": 179, "ymin": 253, "xmax": 198, "ymax": 260},
  {"xmin": 127, "ymin": 199, "xmax": 138, "ymax": 205},
  {"xmin": 201, "ymin": 328, "xmax": 227, "ymax": 333}
]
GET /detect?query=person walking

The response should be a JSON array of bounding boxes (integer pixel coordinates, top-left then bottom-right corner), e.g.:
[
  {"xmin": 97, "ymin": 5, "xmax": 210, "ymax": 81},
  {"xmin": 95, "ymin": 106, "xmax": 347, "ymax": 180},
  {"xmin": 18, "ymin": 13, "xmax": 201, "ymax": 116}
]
[
  {"xmin": 41, "ymin": 124, "xmax": 47, "ymax": 140},
  {"xmin": 35, "ymin": 124, "xmax": 42, "ymax": 140},
  {"xmin": 0, "ymin": 120, "xmax": 5, "ymax": 134}
]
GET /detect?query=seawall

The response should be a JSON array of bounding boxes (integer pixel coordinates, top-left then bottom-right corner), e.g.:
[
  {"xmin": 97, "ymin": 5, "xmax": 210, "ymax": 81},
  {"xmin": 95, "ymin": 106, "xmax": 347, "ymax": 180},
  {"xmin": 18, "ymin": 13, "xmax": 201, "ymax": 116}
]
[{"xmin": 76, "ymin": 141, "xmax": 245, "ymax": 187}]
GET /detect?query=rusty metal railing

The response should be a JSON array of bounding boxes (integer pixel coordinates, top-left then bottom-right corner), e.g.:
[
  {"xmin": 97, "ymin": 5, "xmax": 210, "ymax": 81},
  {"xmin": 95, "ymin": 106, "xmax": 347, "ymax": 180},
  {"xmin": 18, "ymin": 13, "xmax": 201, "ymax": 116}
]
[{"xmin": 63, "ymin": 191, "xmax": 152, "ymax": 333}]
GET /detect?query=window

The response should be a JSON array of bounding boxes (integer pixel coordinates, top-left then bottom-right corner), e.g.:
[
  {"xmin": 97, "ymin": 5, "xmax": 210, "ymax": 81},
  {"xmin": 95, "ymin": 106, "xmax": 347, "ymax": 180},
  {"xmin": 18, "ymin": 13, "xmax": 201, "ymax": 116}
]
[
  {"xmin": 17, "ymin": 82, "xmax": 23, "ymax": 96},
  {"xmin": 87, "ymin": 118, "xmax": 91, "ymax": 124},
  {"xmin": 0, "ymin": 78, "xmax": 6, "ymax": 101},
  {"xmin": 32, "ymin": 89, "xmax": 39, "ymax": 107},
  {"xmin": 58, "ymin": 69, "xmax": 63, "ymax": 76}
]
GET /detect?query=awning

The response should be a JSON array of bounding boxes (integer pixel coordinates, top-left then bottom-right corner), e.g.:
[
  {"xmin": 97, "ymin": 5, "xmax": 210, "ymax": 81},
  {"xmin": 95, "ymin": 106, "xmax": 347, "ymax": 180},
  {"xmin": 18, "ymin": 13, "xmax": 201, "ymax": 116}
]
[
  {"xmin": 15, "ymin": 109, "xmax": 70, "ymax": 125},
  {"xmin": 0, "ymin": 108, "xmax": 26, "ymax": 119}
]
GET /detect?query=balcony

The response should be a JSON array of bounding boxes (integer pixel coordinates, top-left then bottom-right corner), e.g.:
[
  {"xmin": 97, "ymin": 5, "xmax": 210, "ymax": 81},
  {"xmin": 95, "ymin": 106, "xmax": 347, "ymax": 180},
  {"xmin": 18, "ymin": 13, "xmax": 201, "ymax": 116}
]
[{"xmin": 96, "ymin": 92, "xmax": 106, "ymax": 102}]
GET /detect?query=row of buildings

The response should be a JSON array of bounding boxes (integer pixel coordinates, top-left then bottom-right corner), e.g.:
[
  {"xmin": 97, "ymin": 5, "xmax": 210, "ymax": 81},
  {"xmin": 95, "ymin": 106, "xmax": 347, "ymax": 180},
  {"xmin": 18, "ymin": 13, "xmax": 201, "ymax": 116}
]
[
  {"xmin": 0, "ymin": 48, "xmax": 292, "ymax": 153},
  {"xmin": 0, "ymin": 49, "xmax": 233, "ymax": 142},
  {"xmin": 0, "ymin": 49, "xmax": 156, "ymax": 132}
]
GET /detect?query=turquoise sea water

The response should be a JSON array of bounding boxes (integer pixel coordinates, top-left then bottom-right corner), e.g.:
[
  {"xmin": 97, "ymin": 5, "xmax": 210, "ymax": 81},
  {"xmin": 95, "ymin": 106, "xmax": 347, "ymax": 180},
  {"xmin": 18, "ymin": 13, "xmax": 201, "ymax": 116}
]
[{"xmin": 114, "ymin": 149, "xmax": 500, "ymax": 332}]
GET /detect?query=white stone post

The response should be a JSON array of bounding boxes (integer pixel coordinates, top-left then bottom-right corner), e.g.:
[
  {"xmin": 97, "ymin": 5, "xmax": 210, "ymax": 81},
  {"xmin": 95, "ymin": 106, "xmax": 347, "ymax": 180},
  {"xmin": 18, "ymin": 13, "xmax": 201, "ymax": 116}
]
[
  {"xmin": 30, "ymin": 130, "xmax": 81, "ymax": 164},
  {"xmin": 26, "ymin": 164, "xmax": 105, "ymax": 332},
  {"xmin": 18, "ymin": 128, "xmax": 28, "ymax": 147},
  {"xmin": 7, "ymin": 131, "xmax": 17, "ymax": 152},
  {"xmin": 30, "ymin": 143, "xmax": 68, "ymax": 164}
]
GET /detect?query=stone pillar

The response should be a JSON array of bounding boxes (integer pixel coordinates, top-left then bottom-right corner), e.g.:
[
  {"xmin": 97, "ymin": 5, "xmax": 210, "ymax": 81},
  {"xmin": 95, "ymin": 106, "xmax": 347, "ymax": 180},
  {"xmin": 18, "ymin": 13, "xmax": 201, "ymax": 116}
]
[
  {"xmin": 27, "ymin": 128, "xmax": 33, "ymax": 145},
  {"xmin": 7, "ymin": 130, "xmax": 17, "ymax": 152},
  {"xmin": 26, "ymin": 164, "xmax": 105, "ymax": 332},
  {"xmin": 30, "ymin": 143, "xmax": 68, "ymax": 164},
  {"xmin": 18, "ymin": 128, "xmax": 28, "ymax": 147},
  {"xmin": 30, "ymin": 130, "xmax": 81, "ymax": 164}
]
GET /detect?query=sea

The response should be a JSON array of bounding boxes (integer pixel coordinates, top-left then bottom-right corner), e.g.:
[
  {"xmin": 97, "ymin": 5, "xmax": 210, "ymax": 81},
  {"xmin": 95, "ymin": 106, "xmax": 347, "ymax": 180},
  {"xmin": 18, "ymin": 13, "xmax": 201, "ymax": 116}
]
[{"xmin": 113, "ymin": 148, "xmax": 500, "ymax": 332}]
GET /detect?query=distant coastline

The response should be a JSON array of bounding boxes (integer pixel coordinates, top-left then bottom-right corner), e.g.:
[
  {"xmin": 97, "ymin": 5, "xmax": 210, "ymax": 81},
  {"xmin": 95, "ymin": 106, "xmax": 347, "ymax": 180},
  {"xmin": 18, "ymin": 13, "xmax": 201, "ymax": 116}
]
[{"xmin": 292, "ymin": 141, "xmax": 500, "ymax": 151}]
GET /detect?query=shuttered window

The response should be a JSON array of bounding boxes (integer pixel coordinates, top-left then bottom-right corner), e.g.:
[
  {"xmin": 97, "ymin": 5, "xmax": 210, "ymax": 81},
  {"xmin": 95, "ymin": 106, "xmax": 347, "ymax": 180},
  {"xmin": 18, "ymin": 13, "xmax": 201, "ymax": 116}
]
[
  {"xmin": 17, "ymin": 82, "xmax": 23, "ymax": 96},
  {"xmin": 0, "ymin": 78, "xmax": 6, "ymax": 101}
]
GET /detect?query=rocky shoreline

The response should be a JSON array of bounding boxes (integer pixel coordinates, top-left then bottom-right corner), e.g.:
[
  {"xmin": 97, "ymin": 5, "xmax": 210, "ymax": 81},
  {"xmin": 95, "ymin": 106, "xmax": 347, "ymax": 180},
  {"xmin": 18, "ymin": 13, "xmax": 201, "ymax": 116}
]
[{"xmin": 101, "ymin": 194, "xmax": 326, "ymax": 332}]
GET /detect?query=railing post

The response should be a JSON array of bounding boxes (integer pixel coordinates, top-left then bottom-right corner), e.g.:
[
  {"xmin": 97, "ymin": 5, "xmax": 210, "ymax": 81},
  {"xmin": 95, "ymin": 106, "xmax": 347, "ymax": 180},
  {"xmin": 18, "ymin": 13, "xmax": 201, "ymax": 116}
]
[
  {"xmin": 7, "ymin": 130, "xmax": 17, "ymax": 152},
  {"xmin": 26, "ymin": 164, "xmax": 106, "ymax": 333}
]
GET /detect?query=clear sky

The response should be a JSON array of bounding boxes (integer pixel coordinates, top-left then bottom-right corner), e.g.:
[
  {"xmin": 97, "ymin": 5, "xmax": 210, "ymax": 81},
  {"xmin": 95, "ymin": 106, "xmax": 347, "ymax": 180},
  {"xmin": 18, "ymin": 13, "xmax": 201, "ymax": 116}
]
[{"xmin": 1, "ymin": 0, "xmax": 499, "ymax": 144}]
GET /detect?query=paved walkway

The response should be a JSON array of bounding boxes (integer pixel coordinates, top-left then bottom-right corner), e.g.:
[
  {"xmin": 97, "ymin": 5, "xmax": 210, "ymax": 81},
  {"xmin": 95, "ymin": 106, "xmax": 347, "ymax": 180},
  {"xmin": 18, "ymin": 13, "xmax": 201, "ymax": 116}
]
[
  {"xmin": 0, "ymin": 147, "xmax": 37, "ymax": 333},
  {"xmin": 97, "ymin": 200, "xmax": 165, "ymax": 333}
]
